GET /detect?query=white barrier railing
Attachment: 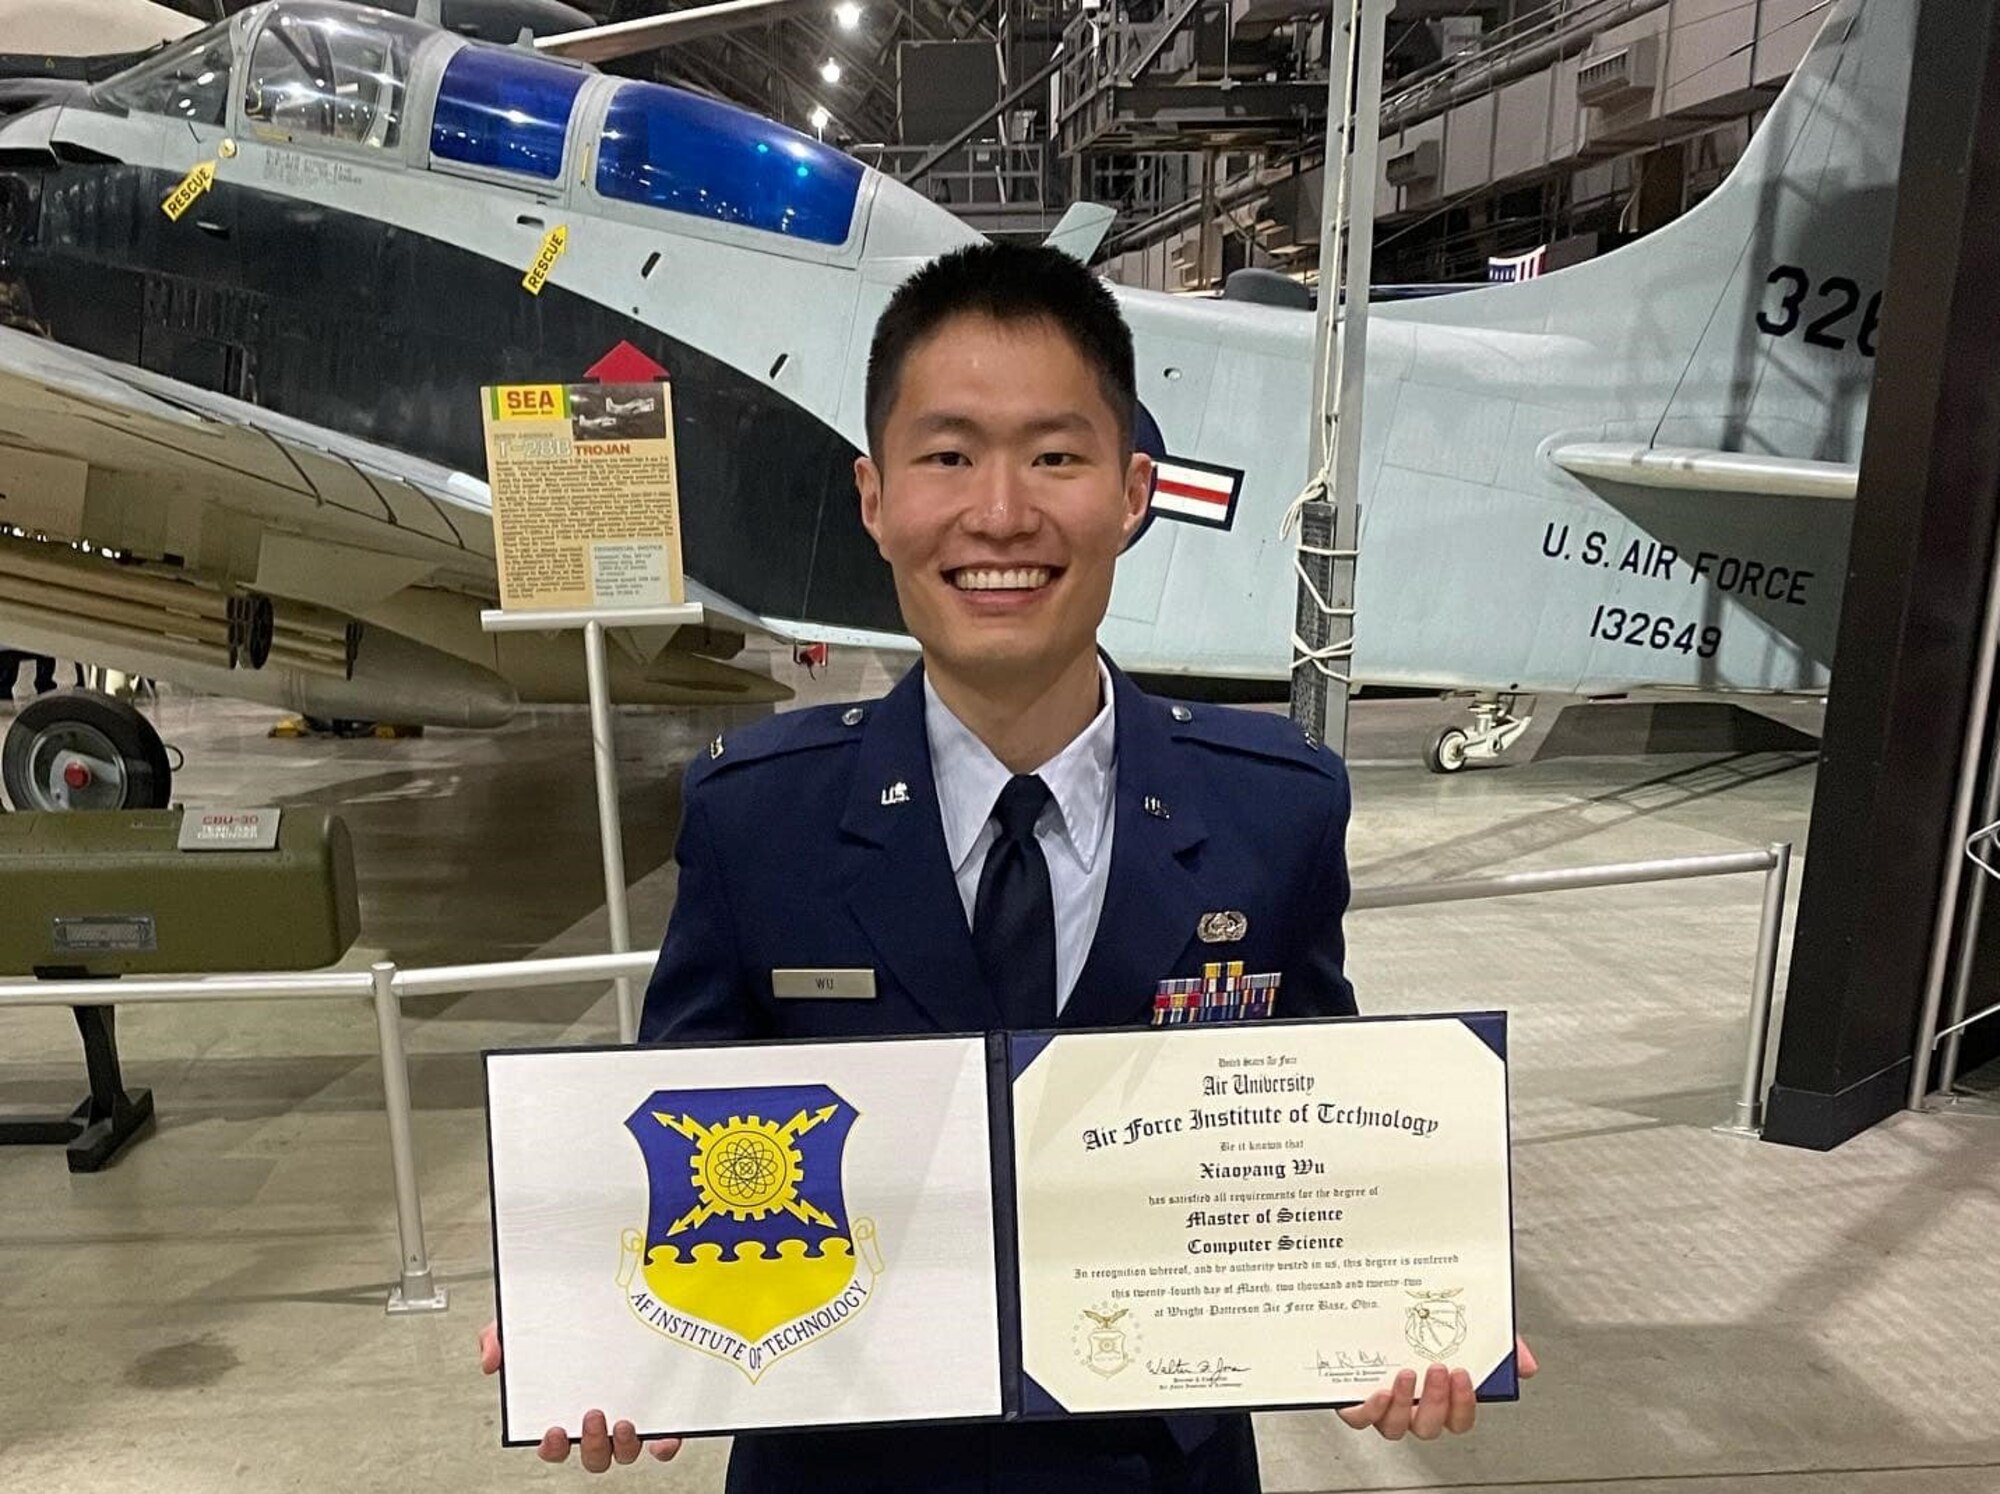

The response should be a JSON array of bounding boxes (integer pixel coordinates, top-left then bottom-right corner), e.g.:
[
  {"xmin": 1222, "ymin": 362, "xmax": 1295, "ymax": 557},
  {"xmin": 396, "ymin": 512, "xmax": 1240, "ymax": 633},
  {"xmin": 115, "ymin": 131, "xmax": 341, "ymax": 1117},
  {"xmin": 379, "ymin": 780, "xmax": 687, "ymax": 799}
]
[
  {"xmin": 0, "ymin": 842, "xmax": 1792, "ymax": 1313},
  {"xmin": 1355, "ymin": 843, "xmax": 1795, "ymax": 1137},
  {"xmin": 0, "ymin": 952, "xmax": 657, "ymax": 1313}
]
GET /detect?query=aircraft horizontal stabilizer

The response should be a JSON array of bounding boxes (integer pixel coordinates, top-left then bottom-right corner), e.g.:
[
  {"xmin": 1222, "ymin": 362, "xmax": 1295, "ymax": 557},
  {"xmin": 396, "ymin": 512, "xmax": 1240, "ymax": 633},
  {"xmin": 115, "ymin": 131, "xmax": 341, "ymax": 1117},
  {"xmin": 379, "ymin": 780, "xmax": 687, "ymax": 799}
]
[
  {"xmin": 1551, "ymin": 444, "xmax": 1859, "ymax": 501},
  {"xmin": 1044, "ymin": 204, "xmax": 1117, "ymax": 263}
]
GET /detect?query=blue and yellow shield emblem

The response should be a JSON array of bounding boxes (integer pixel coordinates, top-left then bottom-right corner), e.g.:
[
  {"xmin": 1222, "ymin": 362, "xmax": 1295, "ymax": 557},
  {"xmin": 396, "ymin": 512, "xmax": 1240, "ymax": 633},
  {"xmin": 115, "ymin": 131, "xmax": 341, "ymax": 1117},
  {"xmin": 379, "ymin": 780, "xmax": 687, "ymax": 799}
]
[{"xmin": 616, "ymin": 1084, "xmax": 882, "ymax": 1380}]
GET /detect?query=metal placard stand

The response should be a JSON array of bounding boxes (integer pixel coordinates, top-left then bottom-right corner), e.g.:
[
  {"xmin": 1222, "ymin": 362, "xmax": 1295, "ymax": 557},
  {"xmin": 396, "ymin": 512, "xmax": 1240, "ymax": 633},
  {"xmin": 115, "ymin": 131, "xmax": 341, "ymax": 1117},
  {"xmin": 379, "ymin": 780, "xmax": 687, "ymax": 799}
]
[{"xmin": 479, "ymin": 604, "xmax": 705, "ymax": 1043}]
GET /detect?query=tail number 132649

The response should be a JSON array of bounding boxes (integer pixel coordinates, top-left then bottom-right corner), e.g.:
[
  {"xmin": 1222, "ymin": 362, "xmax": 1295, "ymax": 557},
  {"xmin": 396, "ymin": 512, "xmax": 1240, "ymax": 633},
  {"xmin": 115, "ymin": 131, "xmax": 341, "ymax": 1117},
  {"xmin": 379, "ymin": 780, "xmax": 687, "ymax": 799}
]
[{"xmin": 1590, "ymin": 606, "xmax": 1721, "ymax": 658}]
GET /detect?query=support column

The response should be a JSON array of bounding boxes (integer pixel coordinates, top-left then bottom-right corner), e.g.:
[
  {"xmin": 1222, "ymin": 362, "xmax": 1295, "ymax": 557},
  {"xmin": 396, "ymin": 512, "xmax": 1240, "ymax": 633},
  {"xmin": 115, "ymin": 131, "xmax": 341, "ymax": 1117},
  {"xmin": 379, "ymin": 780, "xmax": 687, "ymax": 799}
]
[{"xmin": 1764, "ymin": 0, "xmax": 2000, "ymax": 1148}]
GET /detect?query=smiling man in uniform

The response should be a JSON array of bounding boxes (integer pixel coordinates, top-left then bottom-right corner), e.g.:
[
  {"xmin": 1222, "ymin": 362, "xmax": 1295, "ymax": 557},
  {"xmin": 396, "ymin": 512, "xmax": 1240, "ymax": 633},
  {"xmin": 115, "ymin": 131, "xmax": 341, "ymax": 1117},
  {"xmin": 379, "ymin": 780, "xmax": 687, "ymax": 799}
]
[{"xmin": 480, "ymin": 240, "xmax": 1533, "ymax": 1488}]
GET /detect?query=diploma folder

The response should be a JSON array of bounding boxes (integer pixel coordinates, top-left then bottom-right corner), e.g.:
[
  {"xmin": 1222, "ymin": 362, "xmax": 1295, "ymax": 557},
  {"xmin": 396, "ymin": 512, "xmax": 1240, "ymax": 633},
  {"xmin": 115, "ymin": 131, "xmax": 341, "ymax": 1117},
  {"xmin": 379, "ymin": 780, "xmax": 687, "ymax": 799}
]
[{"xmin": 485, "ymin": 1013, "xmax": 1518, "ymax": 1445}]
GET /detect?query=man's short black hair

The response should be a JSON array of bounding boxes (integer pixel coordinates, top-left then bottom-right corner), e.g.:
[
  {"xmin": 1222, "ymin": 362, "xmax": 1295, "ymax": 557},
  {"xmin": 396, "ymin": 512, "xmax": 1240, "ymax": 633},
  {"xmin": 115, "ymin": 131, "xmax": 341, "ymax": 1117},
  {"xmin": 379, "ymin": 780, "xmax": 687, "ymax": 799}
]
[{"xmin": 864, "ymin": 241, "xmax": 1137, "ymax": 458}]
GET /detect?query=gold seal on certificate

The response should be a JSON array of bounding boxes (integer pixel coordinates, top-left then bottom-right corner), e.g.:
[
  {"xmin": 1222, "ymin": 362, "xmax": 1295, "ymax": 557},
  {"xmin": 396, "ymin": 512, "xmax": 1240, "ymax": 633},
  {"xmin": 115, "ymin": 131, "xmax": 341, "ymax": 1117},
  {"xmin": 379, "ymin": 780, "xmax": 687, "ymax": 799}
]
[{"xmin": 1008, "ymin": 1015, "xmax": 1517, "ymax": 1415}]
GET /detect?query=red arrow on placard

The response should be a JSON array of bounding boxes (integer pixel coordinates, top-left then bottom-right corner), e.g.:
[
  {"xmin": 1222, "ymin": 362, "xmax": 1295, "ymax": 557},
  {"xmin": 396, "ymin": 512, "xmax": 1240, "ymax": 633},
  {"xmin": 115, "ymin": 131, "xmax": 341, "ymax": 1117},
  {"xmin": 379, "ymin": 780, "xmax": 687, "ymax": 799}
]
[{"xmin": 585, "ymin": 340, "xmax": 670, "ymax": 383}]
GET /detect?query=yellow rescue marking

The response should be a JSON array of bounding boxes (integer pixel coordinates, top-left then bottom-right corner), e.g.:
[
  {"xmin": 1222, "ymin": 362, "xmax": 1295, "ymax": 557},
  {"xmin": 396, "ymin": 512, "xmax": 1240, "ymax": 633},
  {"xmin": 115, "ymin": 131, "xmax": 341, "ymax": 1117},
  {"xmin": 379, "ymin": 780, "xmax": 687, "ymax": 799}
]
[
  {"xmin": 161, "ymin": 161, "xmax": 217, "ymax": 222},
  {"xmin": 522, "ymin": 224, "xmax": 569, "ymax": 295}
]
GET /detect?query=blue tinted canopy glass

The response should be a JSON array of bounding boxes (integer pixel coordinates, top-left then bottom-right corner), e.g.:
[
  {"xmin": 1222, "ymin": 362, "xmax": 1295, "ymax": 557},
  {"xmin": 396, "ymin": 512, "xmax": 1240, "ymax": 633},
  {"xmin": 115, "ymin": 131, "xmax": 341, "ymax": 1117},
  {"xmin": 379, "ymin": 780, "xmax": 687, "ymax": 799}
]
[
  {"xmin": 596, "ymin": 82, "xmax": 863, "ymax": 246},
  {"xmin": 430, "ymin": 45, "xmax": 586, "ymax": 181}
]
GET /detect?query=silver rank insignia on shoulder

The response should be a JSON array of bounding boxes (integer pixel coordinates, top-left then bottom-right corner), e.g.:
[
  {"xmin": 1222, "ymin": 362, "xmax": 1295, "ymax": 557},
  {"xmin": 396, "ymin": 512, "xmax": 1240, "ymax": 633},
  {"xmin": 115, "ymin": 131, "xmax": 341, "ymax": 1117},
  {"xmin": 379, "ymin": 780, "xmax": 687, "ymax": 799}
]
[
  {"xmin": 1143, "ymin": 794, "xmax": 1169, "ymax": 819},
  {"xmin": 880, "ymin": 781, "xmax": 909, "ymax": 807},
  {"xmin": 708, "ymin": 735, "xmax": 724, "ymax": 759},
  {"xmin": 1198, "ymin": 910, "xmax": 1249, "ymax": 944}
]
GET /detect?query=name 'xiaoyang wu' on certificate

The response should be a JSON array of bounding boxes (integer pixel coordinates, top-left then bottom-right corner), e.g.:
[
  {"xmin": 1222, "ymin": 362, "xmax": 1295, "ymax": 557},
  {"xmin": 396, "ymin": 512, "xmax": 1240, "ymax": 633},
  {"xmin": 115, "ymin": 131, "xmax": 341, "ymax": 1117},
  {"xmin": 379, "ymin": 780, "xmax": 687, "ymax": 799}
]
[{"xmin": 1009, "ymin": 1017, "xmax": 1517, "ymax": 1417}]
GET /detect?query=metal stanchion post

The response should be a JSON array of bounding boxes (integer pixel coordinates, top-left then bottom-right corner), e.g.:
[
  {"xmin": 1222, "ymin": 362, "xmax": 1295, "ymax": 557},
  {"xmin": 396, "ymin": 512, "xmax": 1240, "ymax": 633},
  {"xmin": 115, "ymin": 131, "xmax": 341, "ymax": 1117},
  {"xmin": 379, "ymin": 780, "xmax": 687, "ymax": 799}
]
[
  {"xmin": 481, "ymin": 603, "xmax": 702, "ymax": 1041},
  {"xmin": 1937, "ymin": 758, "xmax": 2000, "ymax": 1096},
  {"xmin": 1718, "ymin": 842, "xmax": 1793, "ymax": 1138},
  {"xmin": 372, "ymin": 961, "xmax": 447, "ymax": 1313},
  {"xmin": 583, "ymin": 620, "xmax": 639, "ymax": 1045},
  {"xmin": 1911, "ymin": 528, "xmax": 2000, "ymax": 1108}
]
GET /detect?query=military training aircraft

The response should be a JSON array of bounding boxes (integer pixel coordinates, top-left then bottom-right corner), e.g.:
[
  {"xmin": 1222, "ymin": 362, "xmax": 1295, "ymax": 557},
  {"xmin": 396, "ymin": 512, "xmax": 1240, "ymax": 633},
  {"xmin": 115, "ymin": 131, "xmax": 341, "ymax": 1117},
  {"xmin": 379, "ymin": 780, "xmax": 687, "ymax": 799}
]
[{"xmin": 0, "ymin": 0, "xmax": 1905, "ymax": 806}]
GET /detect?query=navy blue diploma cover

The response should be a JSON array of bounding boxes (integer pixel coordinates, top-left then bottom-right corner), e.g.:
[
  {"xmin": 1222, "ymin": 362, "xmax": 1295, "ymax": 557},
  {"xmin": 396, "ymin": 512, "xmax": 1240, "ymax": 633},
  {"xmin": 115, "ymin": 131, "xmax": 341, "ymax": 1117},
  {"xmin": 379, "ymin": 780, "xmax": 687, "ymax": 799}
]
[{"xmin": 484, "ymin": 1012, "xmax": 1517, "ymax": 1444}]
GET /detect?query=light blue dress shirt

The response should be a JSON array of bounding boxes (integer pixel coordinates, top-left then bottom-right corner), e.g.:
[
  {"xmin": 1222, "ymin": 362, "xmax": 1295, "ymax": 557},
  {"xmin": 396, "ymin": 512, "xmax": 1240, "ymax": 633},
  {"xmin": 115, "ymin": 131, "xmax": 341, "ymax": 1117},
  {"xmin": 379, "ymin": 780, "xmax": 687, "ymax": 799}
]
[{"xmin": 923, "ymin": 663, "xmax": 1117, "ymax": 1014}]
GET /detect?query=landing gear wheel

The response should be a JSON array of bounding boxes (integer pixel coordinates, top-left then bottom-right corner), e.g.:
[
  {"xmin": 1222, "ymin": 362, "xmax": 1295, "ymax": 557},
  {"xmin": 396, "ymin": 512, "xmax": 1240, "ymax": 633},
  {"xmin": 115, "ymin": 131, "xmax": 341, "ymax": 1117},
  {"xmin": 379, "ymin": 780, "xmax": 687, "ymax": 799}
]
[
  {"xmin": 1, "ymin": 689, "xmax": 172, "ymax": 811},
  {"xmin": 1420, "ymin": 692, "xmax": 1536, "ymax": 773},
  {"xmin": 1425, "ymin": 725, "xmax": 1471, "ymax": 775}
]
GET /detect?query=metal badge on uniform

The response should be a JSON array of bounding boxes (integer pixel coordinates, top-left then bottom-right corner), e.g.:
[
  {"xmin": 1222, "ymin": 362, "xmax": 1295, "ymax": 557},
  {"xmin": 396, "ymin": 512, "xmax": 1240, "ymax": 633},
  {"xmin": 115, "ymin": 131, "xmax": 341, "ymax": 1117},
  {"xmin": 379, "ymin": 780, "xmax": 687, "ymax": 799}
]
[
  {"xmin": 1197, "ymin": 910, "xmax": 1247, "ymax": 944},
  {"xmin": 1150, "ymin": 962, "xmax": 1280, "ymax": 1026},
  {"xmin": 771, "ymin": 968, "xmax": 877, "ymax": 1000}
]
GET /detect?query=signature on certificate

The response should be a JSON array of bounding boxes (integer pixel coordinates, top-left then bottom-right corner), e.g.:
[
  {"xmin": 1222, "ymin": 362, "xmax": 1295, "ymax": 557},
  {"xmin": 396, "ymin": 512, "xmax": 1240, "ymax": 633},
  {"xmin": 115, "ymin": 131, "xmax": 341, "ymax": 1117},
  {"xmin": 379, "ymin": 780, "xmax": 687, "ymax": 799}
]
[
  {"xmin": 1149, "ymin": 1353, "xmax": 1252, "ymax": 1382},
  {"xmin": 1314, "ymin": 1349, "xmax": 1389, "ymax": 1377}
]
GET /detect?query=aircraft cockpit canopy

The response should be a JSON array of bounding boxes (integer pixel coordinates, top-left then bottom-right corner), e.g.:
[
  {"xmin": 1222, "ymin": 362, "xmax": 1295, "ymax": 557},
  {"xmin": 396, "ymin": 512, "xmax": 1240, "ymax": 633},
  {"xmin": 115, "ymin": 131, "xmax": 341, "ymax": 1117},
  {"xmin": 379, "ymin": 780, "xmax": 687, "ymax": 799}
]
[
  {"xmin": 595, "ymin": 81, "xmax": 863, "ymax": 245},
  {"xmin": 92, "ymin": 3, "xmax": 429, "ymax": 150},
  {"xmin": 87, "ymin": 0, "xmax": 867, "ymax": 248},
  {"xmin": 430, "ymin": 45, "xmax": 585, "ymax": 180},
  {"xmin": 428, "ymin": 45, "xmax": 864, "ymax": 244},
  {"xmin": 240, "ymin": 3, "xmax": 432, "ymax": 150},
  {"xmin": 93, "ymin": 23, "xmax": 236, "ymax": 126}
]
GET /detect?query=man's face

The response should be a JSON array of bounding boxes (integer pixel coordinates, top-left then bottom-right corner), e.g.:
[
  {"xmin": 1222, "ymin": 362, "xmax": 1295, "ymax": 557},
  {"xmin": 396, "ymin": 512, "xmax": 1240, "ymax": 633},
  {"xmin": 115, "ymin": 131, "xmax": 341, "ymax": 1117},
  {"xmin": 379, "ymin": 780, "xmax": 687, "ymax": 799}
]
[{"xmin": 856, "ymin": 313, "xmax": 1152, "ymax": 688}]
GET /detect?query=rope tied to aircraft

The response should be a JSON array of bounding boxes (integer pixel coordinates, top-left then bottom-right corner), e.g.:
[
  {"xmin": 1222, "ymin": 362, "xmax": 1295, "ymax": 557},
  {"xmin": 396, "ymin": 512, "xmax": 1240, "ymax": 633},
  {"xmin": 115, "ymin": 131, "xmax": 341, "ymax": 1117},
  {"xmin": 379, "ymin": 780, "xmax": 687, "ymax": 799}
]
[{"xmin": 1280, "ymin": 464, "xmax": 1357, "ymax": 686}]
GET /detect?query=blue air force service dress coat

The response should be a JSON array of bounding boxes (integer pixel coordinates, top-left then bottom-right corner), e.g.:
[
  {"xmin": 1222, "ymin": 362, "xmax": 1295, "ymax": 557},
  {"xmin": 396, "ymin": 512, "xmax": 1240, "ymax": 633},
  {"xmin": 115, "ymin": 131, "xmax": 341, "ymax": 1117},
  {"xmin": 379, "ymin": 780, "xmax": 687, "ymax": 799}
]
[{"xmin": 639, "ymin": 660, "xmax": 1356, "ymax": 1494}]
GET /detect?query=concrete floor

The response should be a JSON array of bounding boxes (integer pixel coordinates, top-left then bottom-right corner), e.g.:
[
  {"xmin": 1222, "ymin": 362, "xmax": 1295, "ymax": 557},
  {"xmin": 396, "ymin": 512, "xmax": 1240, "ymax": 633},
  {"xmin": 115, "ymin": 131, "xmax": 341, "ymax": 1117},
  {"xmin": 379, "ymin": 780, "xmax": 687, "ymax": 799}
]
[{"xmin": 1, "ymin": 656, "xmax": 1995, "ymax": 1493}]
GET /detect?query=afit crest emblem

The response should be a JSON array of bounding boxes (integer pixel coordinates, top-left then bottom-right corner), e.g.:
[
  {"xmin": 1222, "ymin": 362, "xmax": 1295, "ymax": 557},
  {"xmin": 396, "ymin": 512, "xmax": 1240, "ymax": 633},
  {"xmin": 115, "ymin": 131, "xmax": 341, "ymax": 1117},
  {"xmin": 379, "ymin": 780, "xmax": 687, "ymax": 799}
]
[
  {"xmin": 1072, "ymin": 1301, "xmax": 1138, "ymax": 1378},
  {"xmin": 618, "ymin": 1084, "xmax": 883, "ymax": 1381}
]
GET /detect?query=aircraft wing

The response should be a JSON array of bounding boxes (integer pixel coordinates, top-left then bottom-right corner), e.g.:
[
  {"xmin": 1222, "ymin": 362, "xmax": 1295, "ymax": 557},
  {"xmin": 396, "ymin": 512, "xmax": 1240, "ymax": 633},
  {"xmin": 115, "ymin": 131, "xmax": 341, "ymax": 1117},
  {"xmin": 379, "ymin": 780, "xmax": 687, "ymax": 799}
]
[
  {"xmin": 0, "ymin": 323, "xmax": 497, "ymax": 614},
  {"xmin": 538, "ymin": 0, "xmax": 836, "ymax": 62},
  {"xmin": 1551, "ymin": 443, "xmax": 1860, "ymax": 501},
  {"xmin": 0, "ymin": 326, "xmax": 805, "ymax": 717}
]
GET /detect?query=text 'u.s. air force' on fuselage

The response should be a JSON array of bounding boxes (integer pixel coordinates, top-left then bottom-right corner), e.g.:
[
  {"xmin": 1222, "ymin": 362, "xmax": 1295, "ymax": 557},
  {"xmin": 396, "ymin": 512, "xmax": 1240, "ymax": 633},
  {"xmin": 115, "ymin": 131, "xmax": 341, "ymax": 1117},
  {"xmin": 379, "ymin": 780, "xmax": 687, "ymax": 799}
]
[{"xmin": 0, "ymin": 0, "xmax": 1906, "ymax": 788}]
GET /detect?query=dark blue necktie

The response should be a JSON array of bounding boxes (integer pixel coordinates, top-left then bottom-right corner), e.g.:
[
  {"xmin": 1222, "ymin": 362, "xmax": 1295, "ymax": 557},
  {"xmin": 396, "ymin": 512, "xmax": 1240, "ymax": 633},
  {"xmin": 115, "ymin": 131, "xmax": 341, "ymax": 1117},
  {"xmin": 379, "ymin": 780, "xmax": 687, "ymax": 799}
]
[{"xmin": 973, "ymin": 774, "xmax": 1056, "ymax": 1030}]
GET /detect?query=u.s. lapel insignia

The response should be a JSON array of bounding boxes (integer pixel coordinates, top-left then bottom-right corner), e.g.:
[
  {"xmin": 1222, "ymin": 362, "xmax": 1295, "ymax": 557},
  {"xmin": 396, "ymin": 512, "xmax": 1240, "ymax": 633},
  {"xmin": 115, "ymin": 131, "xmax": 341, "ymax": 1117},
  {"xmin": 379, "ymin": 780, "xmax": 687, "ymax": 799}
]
[
  {"xmin": 1143, "ymin": 795, "xmax": 1169, "ymax": 819},
  {"xmin": 1197, "ymin": 910, "xmax": 1248, "ymax": 944},
  {"xmin": 880, "ymin": 781, "xmax": 909, "ymax": 807},
  {"xmin": 709, "ymin": 735, "xmax": 725, "ymax": 759}
]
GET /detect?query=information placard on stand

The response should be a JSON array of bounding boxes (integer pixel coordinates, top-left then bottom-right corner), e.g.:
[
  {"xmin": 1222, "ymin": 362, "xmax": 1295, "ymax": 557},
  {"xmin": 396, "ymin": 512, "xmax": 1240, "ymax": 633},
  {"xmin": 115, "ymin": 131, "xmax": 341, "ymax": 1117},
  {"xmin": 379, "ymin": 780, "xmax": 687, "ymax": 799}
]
[
  {"xmin": 477, "ymin": 374, "xmax": 695, "ymax": 1043},
  {"xmin": 481, "ymin": 379, "xmax": 685, "ymax": 613}
]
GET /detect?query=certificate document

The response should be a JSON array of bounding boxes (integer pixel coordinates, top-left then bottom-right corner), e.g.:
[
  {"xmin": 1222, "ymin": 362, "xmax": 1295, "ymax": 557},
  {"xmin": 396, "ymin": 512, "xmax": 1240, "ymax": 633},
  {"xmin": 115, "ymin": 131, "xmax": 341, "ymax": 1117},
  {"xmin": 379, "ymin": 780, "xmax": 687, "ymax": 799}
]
[
  {"xmin": 486, "ymin": 1035, "xmax": 1004, "ymax": 1444},
  {"xmin": 1010, "ymin": 1015, "xmax": 1517, "ymax": 1415},
  {"xmin": 485, "ymin": 1014, "xmax": 1516, "ymax": 1442}
]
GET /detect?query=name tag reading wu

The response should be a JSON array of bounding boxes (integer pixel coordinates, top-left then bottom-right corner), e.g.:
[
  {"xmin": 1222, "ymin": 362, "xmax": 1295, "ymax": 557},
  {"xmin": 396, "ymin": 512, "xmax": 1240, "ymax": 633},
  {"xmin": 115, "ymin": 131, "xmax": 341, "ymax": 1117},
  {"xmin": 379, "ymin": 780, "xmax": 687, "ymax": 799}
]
[{"xmin": 771, "ymin": 968, "xmax": 877, "ymax": 1000}]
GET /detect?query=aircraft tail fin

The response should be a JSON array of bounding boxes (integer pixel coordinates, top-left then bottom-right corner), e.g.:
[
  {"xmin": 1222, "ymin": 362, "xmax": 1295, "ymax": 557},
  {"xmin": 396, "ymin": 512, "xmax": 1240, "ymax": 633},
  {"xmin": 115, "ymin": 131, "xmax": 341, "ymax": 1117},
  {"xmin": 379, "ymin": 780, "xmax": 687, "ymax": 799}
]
[{"xmin": 1387, "ymin": 0, "xmax": 1914, "ymax": 468}]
